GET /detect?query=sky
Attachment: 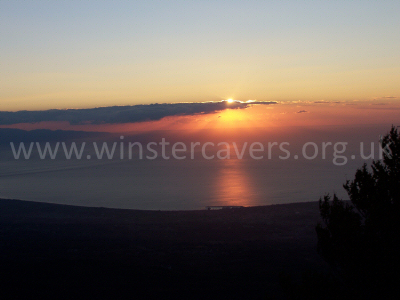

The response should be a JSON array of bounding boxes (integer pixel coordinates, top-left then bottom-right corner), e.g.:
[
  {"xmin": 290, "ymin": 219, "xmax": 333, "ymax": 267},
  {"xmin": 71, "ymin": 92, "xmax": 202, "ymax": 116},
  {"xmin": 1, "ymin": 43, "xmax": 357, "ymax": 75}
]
[{"xmin": 1, "ymin": 0, "xmax": 400, "ymax": 112}]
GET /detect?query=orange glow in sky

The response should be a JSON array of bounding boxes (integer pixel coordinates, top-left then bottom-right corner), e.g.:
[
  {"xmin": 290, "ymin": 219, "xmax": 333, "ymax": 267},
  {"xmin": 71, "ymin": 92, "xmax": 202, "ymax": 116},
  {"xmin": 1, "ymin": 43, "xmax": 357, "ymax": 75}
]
[
  {"xmin": 1, "ymin": 2, "xmax": 400, "ymax": 112},
  {"xmin": 2, "ymin": 99, "xmax": 400, "ymax": 134}
]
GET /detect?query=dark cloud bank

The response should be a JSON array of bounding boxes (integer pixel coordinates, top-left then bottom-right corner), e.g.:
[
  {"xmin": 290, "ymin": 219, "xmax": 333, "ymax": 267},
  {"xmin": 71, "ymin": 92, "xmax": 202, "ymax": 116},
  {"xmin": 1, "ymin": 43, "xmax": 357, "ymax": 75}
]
[{"xmin": 0, "ymin": 101, "xmax": 276, "ymax": 125}]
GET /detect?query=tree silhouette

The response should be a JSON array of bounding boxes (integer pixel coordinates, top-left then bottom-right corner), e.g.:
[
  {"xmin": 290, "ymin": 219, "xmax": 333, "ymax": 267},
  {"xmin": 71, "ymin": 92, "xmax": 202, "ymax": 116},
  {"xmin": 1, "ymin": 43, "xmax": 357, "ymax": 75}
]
[{"xmin": 316, "ymin": 126, "xmax": 400, "ymax": 298}]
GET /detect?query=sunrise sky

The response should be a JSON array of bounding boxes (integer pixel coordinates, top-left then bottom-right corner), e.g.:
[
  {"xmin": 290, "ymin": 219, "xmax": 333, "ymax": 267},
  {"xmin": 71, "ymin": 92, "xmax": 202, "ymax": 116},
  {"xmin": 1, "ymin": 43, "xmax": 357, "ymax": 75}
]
[{"xmin": 1, "ymin": 0, "xmax": 399, "ymax": 112}]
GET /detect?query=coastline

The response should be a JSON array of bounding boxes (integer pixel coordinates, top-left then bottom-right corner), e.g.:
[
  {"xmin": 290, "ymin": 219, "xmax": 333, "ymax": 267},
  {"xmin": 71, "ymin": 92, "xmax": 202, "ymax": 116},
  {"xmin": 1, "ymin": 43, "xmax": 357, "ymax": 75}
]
[{"xmin": 0, "ymin": 198, "xmax": 326, "ymax": 299}]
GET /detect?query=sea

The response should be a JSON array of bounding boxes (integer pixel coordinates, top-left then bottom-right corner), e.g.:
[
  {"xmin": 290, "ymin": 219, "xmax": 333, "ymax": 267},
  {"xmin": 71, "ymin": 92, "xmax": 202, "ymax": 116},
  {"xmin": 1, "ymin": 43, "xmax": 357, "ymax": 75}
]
[{"xmin": 0, "ymin": 125, "xmax": 388, "ymax": 210}]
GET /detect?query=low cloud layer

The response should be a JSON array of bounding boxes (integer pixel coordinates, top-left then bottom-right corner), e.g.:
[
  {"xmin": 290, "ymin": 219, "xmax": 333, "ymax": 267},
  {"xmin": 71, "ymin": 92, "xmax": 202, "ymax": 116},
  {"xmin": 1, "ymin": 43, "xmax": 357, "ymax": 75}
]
[
  {"xmin": 314, "ymin": 101, "xmax": 341, "ymax": 104},
  {"xmin": 0, "ymin": 101, "xmax": 277, "ymax": 125}
]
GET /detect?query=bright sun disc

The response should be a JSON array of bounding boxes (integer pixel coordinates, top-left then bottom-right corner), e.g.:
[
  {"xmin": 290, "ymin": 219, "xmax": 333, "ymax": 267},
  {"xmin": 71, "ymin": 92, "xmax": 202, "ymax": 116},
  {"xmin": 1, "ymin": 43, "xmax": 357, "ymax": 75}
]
[{"xmin": 227, "ymin": 99, "xmax": 233, "ymax": 103}]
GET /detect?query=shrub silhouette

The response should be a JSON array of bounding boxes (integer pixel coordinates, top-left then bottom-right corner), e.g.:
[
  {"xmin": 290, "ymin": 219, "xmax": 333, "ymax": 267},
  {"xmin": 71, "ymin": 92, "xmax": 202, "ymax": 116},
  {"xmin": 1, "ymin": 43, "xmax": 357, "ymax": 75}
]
[{"xmin": 316, "ymin": 126, "xmax": 400, "ymax": 299}]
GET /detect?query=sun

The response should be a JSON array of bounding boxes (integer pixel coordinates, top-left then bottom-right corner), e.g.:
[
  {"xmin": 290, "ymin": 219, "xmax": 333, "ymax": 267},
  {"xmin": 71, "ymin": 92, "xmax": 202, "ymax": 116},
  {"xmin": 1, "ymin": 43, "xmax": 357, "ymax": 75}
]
[{"xmin": 227, "ymin": 99, "xmax": 234, "ymax": 103}]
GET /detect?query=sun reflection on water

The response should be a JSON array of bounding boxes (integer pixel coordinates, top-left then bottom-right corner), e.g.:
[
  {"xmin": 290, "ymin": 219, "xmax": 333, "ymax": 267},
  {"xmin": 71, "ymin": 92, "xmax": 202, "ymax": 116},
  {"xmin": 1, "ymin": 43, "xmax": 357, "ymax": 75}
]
[{"xmin": 214, "ymin": 158, "xmax": 258, "ymax": 207}]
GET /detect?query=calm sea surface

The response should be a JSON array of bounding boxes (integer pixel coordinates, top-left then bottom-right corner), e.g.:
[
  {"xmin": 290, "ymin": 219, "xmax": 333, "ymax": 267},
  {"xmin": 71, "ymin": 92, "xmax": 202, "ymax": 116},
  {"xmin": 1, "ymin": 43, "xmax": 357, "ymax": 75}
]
[
  {"xmin": 0, "ymin": 153, "xmax": 362, "ymax": 210},
  {"xmin": 1, "ymin": 124, "xmax": 388, "ymax": 210}
]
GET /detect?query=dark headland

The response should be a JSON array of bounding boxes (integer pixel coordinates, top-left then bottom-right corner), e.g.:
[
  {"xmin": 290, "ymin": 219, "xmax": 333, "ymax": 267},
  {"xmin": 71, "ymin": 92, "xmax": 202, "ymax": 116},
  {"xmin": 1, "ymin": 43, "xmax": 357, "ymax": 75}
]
[{"xmin": 0, "ymin": 198, "xmax": 326, "ymax": 299}]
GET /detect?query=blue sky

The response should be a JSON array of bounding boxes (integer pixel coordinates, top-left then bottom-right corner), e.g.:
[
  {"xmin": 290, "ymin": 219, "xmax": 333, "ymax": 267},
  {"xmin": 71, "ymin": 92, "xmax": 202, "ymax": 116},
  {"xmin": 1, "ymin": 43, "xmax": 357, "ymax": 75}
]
[{"xmin": 1, "ymin": 0, "xmax": 399, "ymax": 110}]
